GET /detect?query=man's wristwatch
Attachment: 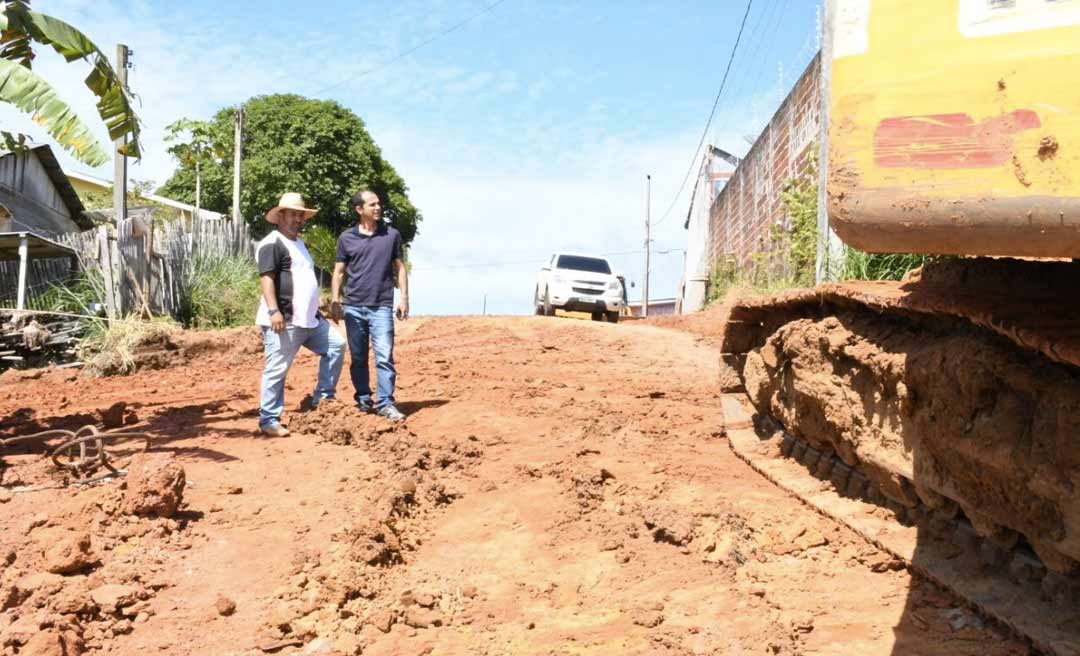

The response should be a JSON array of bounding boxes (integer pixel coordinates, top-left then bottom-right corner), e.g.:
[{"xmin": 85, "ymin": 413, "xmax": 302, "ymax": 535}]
[{"xmin": 268, "ymin": 309, "xmax": 280, "ymax": 317}]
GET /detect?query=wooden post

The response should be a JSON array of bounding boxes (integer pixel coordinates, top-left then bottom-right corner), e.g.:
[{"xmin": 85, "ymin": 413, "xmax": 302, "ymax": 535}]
[
  {"xmin": 98, "ymin": 226, "xmax": 116, "ymax": 322},
  {"xmin": 144, "ymin": 220, "xmax": 154, "ymax": 314},
  {"xmin": 110, "ymin": 236, "xmax": 123, "ymax": 317},
  {"xmin": 15, "ymin": 233, "xmax": 28, "ymax": 311},
  {"xmin": 232, "ymin": 105, "xmax": 244, "ymax": 222},
  {"xmin": 113, "ymin": 44, "xmax": 129, "ymax": 228}
]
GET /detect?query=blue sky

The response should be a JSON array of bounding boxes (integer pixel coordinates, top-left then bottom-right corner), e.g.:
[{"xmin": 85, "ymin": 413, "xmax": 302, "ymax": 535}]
[{"xmin": 2, "ymin": 0, "xmax": 820, "ymax": 315}]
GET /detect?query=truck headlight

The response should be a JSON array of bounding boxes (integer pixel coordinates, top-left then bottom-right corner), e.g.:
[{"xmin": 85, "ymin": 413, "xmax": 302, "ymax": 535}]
[
  {"xmin": 553, "ymin": 274, "xmax": 567, "ymax": 284},
  {"xmin": 608, "ymin": 281, "xmax": 620, "ymax": 290}
]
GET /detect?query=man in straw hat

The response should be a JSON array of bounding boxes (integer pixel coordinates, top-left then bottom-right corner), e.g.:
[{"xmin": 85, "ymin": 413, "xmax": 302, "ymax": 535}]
[{"xmin": 255, "ymin": 192, "xmax": 345, "ymax": 437}]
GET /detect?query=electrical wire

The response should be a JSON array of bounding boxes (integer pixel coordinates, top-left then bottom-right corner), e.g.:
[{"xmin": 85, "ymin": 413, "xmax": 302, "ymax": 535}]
[
  {"xmin": 409, "ymin": 248, "xmax": 684, "ymax": 273},
  {"xmin": 652, "ymin": 0, "xmax": 755, "ymax": 227},
  {"xmin": 312, "ymin": 0, "xmax": 510, "ymax": 95}
]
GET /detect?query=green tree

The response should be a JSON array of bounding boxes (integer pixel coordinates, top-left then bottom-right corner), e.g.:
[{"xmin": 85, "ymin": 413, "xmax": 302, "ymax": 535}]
[
  {"xmin": 159, "ymin": 94, "xmax": 421, "ymax": 245},
  {"xmin": 0, "ymin": 0, "xmax": 141, "ymax": 165}
]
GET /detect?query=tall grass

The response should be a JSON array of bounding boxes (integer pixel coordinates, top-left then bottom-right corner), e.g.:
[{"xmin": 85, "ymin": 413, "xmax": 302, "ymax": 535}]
[
  {"xmin": 178, "ymin": 253, "xmax": 262, "ymax": 329},
  {"xmin": 34, "ymin": 267, "xmax": 108, "ymax": 316},
  {"xmin": 838, "ymin": 248, "xmax": 927, "ymax": 282}
]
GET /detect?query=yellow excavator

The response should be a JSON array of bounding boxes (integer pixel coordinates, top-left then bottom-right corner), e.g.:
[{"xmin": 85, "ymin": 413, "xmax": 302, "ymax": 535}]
[{"xmin": 719, "ymin": 2, "xmax": 1080, "ymax": 651}]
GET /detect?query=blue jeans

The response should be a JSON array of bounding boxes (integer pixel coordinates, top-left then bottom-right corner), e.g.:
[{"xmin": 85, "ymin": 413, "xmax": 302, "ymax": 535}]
[
  {"xmin": 259, "ymin": 317, "xmax": 345, "ymax": 429},
  {"xmin": 343, "ymin": 305, "xmax": 396, "ymax": 409}
]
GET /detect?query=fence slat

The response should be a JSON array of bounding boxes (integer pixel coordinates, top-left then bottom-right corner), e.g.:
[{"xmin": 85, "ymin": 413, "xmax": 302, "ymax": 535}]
[{"xmin": 2, "ymin": 216, "xmax": 254, "ymax": 319}]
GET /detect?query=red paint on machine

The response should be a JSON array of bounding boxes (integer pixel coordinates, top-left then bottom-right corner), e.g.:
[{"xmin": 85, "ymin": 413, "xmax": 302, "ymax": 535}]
[{"xmin": 874, "ymin": 110, "xmax": 1040, "ymax": 169}]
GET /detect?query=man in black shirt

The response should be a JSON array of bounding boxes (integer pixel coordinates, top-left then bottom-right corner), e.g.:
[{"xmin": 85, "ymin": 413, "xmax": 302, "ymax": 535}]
[{"xmin": 256, "ymin": 192, "xmax": 345, "ymax": 436}]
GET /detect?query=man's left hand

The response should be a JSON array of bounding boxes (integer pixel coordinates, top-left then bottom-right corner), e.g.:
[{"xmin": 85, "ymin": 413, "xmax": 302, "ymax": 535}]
[{"xmin": 395, "ymin": 299, "xmax": 409, "ymax": 321}]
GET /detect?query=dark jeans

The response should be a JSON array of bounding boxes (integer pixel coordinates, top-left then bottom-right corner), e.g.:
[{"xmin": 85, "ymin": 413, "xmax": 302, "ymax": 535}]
[{"xmin": 343, "ymin": 305, "xmax": 396, "ymax": 409}]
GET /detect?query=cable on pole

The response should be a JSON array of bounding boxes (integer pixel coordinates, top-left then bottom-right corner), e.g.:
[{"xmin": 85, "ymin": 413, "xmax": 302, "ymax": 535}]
[{"xmin": 653, "ymin": 0, "xmax": 754, "ymax": 228}]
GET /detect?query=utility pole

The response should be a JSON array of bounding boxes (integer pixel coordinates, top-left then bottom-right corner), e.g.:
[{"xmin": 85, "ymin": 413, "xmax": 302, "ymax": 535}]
[
  {"xmin": 110, "ymin": 43, "xmax": 130, "ymax": 320},
  {"xmin": 482, "ymin": 293, "xmax": 487, "ymax": 316},
  {"xmin": 231, "ymin": 105, "xmax": 244, "ymax": 222},
  {"xmin": 643, "ymin": 174, "xmax": 651, "ymax": 318},
  {"xmin": 112, "ymin": 44, "xmax": 130, "ymax": 228}
]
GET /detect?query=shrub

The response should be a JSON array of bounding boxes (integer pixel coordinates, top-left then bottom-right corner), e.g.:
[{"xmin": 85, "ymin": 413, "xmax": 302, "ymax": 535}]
[{"xmin": 179, "ymin": 254, "xmax": 261, "ymax": 329}]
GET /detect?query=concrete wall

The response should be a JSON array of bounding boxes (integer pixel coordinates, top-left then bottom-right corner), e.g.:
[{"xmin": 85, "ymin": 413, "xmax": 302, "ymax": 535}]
[
  {"xmin": 707, "ymin": 54, "xmax": 822, "ymax": 272},
  {"xmin": 0, "ymin": 150, "xmax": 80, "ymax": 236}
]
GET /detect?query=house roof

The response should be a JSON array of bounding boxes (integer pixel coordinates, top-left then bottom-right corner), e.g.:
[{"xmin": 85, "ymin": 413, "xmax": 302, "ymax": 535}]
[
  {"xmin": 67, "ymin": 169, "xmax": 225, "ymax": 221},
  {"xmin": 0, "ymin": 144, "xmax": 90, "ymax": 229}
]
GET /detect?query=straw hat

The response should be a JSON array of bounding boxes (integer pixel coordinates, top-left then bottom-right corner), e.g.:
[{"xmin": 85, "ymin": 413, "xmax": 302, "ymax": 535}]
[{"xmin": 265, "ymin": 192, "xmax": 318, "ymax": 224}]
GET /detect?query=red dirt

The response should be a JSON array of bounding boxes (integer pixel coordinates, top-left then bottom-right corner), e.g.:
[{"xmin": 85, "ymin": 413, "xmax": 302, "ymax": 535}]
[{"xmin": 0, "ymin": 317, "xmax": 1028, "ymax": 655}]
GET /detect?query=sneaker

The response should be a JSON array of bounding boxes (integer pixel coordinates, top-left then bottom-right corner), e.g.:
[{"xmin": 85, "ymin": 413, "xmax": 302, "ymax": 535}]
[
  {"xmin": 357, "ymin": 400, "xmax": 374, "ymax": 413},
  {"xmin": 376, "ymin": 404, "xmax": 406, "ymax": 421},
  {"xmin": 260, "ymin": 423, "xmax": 290, "ymax": 437}
]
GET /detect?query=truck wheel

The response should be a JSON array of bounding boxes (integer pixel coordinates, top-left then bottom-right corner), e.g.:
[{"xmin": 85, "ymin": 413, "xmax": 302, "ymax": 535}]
[
  {"xmin": 534, "ymin": 287, "xmax": 544, "ymax": 315},
  {"xmin": 591, "ymin": 311, "xmax": 603, "ymax": 322},
  {"xmin": 605, "ymin": 311, "xmax": 619, "ymax": 324},
  {"xmin": 544, "ymin": 291, "xmax": 555, "ymax": 316}
]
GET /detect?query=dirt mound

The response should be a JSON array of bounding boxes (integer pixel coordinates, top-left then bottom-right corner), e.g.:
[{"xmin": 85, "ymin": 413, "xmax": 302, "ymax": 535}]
[
  {"xmin": 288, "ymin": 399, "xmax": 385, "ymax": 446},
  {"xmin": 119, "ymin": 453, "xmax": 186, "ymax": 519}
]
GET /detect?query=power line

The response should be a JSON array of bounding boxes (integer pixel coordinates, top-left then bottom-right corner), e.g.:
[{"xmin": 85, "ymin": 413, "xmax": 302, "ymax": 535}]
[
  {"xmin": 409, "ymin": 248, "xmax": 685, "ymax": 273},
  {"xmin": 653, "ymin": 0, "xmax": 755, "ymax": 228},
  {"xmin": 312, "ymin": 0, "xmax": 510, "ymax": 95}
]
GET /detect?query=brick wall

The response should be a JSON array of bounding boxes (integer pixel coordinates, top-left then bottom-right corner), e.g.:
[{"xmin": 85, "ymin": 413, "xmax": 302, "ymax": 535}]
[{"xmin": 707, "ymin": 53, "xmax": 821, "ymax": 274}]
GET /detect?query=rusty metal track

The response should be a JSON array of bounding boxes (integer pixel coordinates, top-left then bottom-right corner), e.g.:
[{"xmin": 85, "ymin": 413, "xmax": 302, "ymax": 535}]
[{"xmin": 1, "ymin": 425, "xmax": 151, "ymax": 478}]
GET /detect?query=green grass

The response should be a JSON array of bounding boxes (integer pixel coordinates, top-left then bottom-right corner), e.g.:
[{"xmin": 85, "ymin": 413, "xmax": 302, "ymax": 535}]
[
  {"xmin": 838, "ymin": 248, "xmax": 928, "ymax": 282},
  {"xmin": 33, "ymin": 267, "xmax": 108, "ymax": 316},
  {"xmin": 179, "ymin": 253, "xmax": 262, "ymax": 329}
]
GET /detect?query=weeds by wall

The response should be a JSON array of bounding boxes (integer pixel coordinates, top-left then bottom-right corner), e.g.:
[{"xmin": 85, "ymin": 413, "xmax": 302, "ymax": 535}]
[{"xmin": 705, "ymin": 161, "xmax": 927, "ymax": 305}]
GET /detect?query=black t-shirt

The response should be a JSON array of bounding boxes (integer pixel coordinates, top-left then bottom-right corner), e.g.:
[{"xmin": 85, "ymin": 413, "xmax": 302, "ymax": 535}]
[
  {"xmin": 335, "ymin": 223, "xmax": 402, "ymax": 307},
  {"xmin": 255, "ymin": 231, "xmax": 320, "ymax": 327}
]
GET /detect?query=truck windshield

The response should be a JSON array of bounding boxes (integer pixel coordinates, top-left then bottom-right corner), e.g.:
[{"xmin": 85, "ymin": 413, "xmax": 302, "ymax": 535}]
[{"xmin": 556, "ymin": 255, "xmax": 611, "ymax": 274}]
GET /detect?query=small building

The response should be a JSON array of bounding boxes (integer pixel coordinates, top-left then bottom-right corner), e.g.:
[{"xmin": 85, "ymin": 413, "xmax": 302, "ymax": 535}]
[
  {"xmin": 0, "ymin": 144, "xmax": 91, "ymax": 237},
  {"xmin": 0, "ymin": 144, "xmax": 88, "ymax": 311}
]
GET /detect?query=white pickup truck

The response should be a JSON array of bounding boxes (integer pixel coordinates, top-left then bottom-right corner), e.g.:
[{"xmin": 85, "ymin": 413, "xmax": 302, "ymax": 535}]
[{"xmin": 534, "ymin": 253, "xmax": 624, "ymax": 323}]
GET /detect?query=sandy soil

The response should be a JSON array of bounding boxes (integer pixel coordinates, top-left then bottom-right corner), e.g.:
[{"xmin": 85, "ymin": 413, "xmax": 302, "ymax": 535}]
[{"xmin": 0, "ymin": 316, "xmax": 1029, "ymax": 655}]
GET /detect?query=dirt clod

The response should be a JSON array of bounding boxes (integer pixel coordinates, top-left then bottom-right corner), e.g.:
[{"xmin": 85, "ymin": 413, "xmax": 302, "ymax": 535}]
[
  {"xmin": 18, "ymin": 629, "xmax": 84, "ymax": 656},
  {"xmin": 404, "ymin": 607, "xmax": 443, "ymax": 629},
  {"xmin": 42, "ymin": 531, "xmax": 93, "ymax": 574},
  {"xmin": 1038, "ymin": 135, "xmax": 1059, "ymax": 160},
  {"xmin": 99, "ymin": 402, "xmax": 127, "ymax": 429},
  {"xmin": 120, "ymin": 452, "xmax": 186, "ymax": 518},
  {"xmin": 216, "ymin": 595, "xmax": 237, "ymax": 616},
  {"xmin": 90, "ymin": 583, "xmax": 139, "ymax": 613}
]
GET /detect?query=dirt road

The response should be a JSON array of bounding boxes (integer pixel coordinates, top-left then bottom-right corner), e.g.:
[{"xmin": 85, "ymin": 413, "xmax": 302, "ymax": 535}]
[{"xmin": 0, "ymin": 316, "xmax": 1028, "ymax": 655}]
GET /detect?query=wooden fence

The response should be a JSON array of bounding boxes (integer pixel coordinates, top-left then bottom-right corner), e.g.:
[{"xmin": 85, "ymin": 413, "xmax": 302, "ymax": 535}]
[{"xmin": 0, "ymin": 217, "xmax": 253, "ymax": 320}]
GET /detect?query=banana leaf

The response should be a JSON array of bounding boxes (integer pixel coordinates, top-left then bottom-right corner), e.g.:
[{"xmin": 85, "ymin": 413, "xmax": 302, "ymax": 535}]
[
  {"xmin": 0, "ymin": 58, "xmax": 109, "ymax": 166},
  {"xmin": 0, "ymin": 4, "xmax": 141, "ymax": 158}
]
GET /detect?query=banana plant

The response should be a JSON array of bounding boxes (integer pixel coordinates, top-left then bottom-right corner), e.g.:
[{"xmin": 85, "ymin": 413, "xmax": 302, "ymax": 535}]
[{"xmin": 0, "ymin": 0, "xmax": 141, "ymax": 166}]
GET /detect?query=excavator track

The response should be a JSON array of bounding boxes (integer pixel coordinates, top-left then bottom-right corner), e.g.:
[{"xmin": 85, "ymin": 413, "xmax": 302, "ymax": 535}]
[{"xmin": 718, "ymin": 258, "xmax": 1080, "ymax": 655}]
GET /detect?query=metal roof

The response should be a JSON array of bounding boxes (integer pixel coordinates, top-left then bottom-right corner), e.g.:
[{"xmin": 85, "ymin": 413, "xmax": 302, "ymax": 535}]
[
  {"xmin": 0, "ymin": 231, "xmax": 78, "ymax": 261},
  {"xmin": 0, "ymin": 144, "xmax": 90, "ymax": 229}
]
